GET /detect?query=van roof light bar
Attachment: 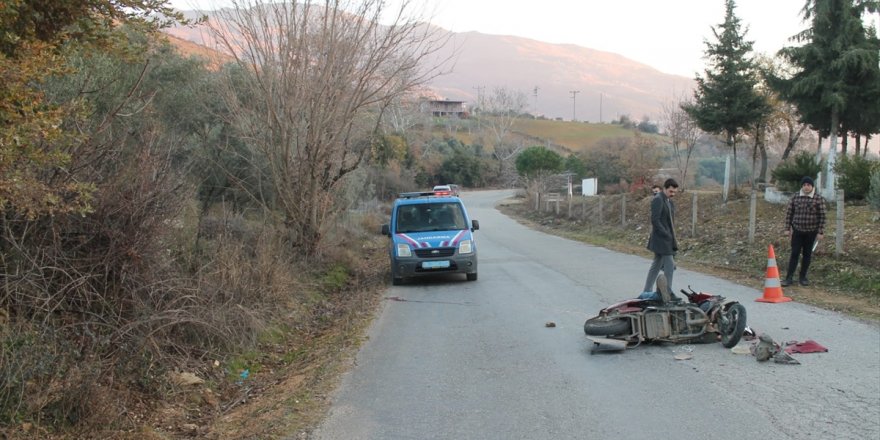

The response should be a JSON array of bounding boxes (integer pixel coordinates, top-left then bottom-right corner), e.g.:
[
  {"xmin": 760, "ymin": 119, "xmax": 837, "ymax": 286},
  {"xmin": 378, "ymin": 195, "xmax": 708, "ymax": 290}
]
[{"xmin": 398, "ymin": 191, "xmax": 437, "ymax": 199}]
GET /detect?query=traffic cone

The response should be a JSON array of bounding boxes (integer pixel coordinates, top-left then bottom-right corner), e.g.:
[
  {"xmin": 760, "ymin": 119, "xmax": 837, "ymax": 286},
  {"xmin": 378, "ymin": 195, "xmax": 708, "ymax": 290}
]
[{"xmin": 757, "ymin": 244, "xmax": 792, "ymax": 303}]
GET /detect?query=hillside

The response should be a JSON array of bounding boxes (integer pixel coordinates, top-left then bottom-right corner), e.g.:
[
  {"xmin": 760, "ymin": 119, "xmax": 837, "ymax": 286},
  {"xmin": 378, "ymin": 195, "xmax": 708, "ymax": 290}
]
[
  {"xmin": 163, "ymin": 13, "xmax": 694, "ymax": 122},
  {"xmin": 160, "ymin": 33, "xmax": 233, "ymax": 70},
  {"xmin": 427, "ymin": 31, "xmax": 694, "ymax": 122}
]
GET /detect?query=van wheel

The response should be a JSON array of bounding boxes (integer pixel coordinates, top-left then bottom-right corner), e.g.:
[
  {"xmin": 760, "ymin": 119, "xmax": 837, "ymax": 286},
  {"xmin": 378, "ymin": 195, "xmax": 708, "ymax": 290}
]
[{"xmin": 466, "ymin": 273, "xmax": 478, "ymax": 281}]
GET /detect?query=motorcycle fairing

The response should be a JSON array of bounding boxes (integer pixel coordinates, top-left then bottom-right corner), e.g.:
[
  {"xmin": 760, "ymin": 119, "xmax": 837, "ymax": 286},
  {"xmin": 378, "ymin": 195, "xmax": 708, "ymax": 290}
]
[{"xmin": 600, "ymin": 298, "xmax": 649, "ymax": 314}]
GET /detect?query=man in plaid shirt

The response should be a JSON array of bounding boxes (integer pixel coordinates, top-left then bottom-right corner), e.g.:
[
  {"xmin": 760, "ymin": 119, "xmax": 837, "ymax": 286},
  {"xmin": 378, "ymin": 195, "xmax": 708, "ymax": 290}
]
[{"xmin": 781, "ymin": 176, "xmax": 826, "ymax": 287}]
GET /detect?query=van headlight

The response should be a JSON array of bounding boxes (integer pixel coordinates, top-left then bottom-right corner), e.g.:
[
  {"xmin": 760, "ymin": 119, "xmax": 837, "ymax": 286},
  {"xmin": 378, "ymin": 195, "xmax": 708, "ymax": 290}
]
[
  {"xmin": 396, "ymin": 243, "xmax": 412, "ymax": 257},
  {"xmin": 459, "ymin": 239, "xmax": 473, "ymax": 254}
]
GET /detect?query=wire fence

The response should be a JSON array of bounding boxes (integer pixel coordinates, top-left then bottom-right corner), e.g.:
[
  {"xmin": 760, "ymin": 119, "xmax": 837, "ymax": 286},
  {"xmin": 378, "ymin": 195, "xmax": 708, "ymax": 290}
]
[{"xmin": 530, "ymin": 189, "xmax": 848, "ymax": 256}]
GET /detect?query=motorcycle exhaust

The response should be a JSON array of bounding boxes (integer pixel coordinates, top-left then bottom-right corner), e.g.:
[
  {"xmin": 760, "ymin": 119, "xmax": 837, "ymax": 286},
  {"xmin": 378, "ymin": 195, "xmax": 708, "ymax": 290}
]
[{"xmin": 586, "ymin": 336, "xmax": 628, "ymax": 353}]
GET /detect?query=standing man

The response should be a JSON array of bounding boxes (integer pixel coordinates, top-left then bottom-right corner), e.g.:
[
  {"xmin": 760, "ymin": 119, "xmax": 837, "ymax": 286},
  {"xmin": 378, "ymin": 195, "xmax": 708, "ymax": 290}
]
[
  {"xmin": 641, "ymin": 178, "xmax": 679, "ymax": 300},
  {"xmin": 782, "ymin": 176, "xmax": 826, "ymax": 286}
]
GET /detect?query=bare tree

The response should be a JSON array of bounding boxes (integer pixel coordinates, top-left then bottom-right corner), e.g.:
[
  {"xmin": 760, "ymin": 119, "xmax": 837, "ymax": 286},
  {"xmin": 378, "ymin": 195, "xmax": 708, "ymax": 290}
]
[
  {"xmin": 384, "ymin": 90, "xmax": 431, "ymax": 136},
  {"xmin": 660, "ymin": 92, "xmax": 701, "ymax": 186},
  {"xmin": 621, "ymin": 131, "xmax": 664, "ymax": 187},
  {"xmin": 757, "ymin": 55, "xmax": 810, "ymax": 163},
  {"xmin": 776, "ymin": 100, "xmax": 810, "ymax": 162},
  {"xmin": 207, "ymin": 0, "xmax": 450, "ymax": 254},
  {"xmin": 480, "ymin": 86, "xmax": 527, "ymax": 178}
]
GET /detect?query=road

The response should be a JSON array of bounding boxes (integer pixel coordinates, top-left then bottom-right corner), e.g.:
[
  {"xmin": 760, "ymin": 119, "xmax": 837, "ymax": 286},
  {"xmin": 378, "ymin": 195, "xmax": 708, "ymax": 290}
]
[{"xmin": 310, "ymin": 190, "xmax": 880, "ymax": 440}]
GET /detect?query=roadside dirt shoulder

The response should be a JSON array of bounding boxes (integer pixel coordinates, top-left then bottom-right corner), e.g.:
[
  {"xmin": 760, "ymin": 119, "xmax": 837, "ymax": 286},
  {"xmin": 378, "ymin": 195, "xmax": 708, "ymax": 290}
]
[{"xmin": 497, "ymin": 194, "xmax": 880, "ymax": 324}]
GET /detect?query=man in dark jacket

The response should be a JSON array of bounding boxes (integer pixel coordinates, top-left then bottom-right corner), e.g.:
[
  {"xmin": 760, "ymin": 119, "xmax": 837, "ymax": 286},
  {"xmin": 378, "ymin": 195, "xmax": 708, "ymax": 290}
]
[
  {"xmin": 782, "ymin": 176, "xmax": 826, "ymax": 286},
  {"xmin": 641, "ymin": 178, "xmax": 679, "ymax": 299}
]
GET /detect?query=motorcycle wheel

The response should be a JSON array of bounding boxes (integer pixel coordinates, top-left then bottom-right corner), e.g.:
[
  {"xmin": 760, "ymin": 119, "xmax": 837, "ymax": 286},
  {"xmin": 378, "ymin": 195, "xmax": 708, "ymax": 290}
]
[
  {"xmin": 583, "ymin": 316, "xmax": 632, "ymax": 336},
  {"xmin": 719, "ymin": 303, "xmax": 747, "ymax": 348}
]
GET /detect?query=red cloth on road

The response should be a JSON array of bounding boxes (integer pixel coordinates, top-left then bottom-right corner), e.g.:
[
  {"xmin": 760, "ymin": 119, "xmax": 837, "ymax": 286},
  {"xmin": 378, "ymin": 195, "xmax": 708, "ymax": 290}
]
[{"xmin": 784, "ymin": 340, "xmax": 828, "ymax": 354}]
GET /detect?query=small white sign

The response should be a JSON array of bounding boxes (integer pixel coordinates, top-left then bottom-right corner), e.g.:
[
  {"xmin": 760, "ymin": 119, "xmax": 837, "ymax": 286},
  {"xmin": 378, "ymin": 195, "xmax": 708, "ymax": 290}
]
[{"xmin": 582, "ymin": 178, "xmax": 598, "ymax": 196}]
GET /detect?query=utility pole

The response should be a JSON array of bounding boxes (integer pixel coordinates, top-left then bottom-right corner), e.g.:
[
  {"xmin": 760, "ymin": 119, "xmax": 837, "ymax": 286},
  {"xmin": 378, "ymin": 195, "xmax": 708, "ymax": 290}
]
[
  {"xmin": 599, "ymin": 92, "xmax": 603, "ymax": 124},
  {"xmin": 472, "ymin": 85, "xmax": 485, "ymax": 129},
  {"xmin": 533, "ymin": 86, "xmax": 539, "ymax": 116},
  {"xmin": 472, "ymin": 85, "xmax": 485, "ymax": 108},
  {"xmin": 569, "ymin": 90, "xmax": 580, "ymax": 122}
]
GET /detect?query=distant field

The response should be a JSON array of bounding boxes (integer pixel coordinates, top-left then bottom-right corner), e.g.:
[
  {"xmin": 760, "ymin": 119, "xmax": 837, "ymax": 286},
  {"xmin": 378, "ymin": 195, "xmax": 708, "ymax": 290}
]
[
  {"xmin": 512, "ymin": 119, "xmax": 638, "ymax": 151},
  {"xmin": 429, "ymin": 117, "xmax": 665, "ymax": 154}
]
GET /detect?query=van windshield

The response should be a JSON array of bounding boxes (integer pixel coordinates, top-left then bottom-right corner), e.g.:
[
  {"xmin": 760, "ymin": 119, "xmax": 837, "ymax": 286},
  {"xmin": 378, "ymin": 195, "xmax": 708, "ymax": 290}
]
[{"xmin": 396, "ymin": 202, "xmax": 467, "ymax": 233}]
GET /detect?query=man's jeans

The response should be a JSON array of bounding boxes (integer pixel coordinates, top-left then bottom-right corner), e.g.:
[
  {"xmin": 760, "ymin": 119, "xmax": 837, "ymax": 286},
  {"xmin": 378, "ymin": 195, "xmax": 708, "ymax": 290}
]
[{"xmin": 644, "ymin": 253, "xmax": 675, "ymax": 293}]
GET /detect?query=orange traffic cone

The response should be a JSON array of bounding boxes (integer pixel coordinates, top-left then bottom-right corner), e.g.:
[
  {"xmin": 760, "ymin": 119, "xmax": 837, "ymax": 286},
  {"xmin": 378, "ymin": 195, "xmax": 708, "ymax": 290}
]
[{"xmin": 757, "ymin": 244, "xmax": 792, "ymax": 303}]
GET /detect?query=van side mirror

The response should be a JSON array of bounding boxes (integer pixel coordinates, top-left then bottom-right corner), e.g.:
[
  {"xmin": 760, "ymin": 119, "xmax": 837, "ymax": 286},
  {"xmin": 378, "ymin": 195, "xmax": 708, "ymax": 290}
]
[
  {"xmin": 471, "ymin": 220, "xmax": 479, "ymax": 231},
  {"xmin": 381, "ymin": 224, "xmax": 390, "ymax": 236}
]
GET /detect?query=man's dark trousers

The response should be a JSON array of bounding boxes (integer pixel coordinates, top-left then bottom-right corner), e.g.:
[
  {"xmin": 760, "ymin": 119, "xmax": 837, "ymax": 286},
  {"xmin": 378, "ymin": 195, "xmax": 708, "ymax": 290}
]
[{"xmin": 786, "ymin": 229, "xmax": 818, "ymax": 281}]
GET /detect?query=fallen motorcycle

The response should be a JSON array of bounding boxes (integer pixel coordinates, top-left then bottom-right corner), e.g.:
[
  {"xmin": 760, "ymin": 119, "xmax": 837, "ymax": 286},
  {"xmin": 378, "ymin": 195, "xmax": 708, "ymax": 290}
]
[{"xmin": 583, "ymin": 274, "xmax": 747, "ymax": 352}]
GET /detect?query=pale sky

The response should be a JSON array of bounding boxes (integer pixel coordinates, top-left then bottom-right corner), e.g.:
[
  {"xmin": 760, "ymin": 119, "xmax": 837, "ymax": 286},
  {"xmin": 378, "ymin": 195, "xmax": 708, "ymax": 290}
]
[{"xmin": 165, "ymin": 0, "xmax": 843, "ymax": 77}]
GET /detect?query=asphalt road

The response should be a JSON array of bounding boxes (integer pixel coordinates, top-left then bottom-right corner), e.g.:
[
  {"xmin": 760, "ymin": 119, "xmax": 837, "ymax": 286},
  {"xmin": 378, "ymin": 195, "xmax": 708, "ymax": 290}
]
[{"xmin": 309, "ymin": 190, "xmax": 880, "ymax": 440}]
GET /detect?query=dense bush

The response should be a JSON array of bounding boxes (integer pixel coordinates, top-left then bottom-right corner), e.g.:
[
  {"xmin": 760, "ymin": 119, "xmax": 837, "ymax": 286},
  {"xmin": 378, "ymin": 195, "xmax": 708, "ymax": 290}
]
[
  {"xmin": 771, "ymin": 151, "xmax": 823, "ymax": 192},
  {"xmin": 515, "ymin": 146, "xmax": 564, "ymax": 180},
  {"xmin": 564, "ymin": 154, "xmax": 587, "ymax": 181},
  {"xmin": 869, "ymin": 169, "xmax": 880, "ymax": 213},
  {"xmin": 697, "ymin": 157, "xmax": 751, "ymax": 185},
  {"xmin": 833, "ymin": 155, "xmax": 879, "ymax": 200},
  {"xmin": 438, "ymin": 148, "xmax": 491, "ymax": 188}
]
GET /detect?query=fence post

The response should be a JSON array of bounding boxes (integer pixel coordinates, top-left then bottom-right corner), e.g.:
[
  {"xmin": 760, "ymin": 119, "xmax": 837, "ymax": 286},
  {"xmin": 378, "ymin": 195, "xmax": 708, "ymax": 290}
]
[
  {"xmin": 620, "ymin": 193, "xmax": 627, "ymax": 226},
  {"xmin": 598, "ymin": 196, "xmax": 604, "ymax": 223},
  {"xmin": 582, "ymin": 197, "xmax": 587, "ymax": 219},
  {"xmin": 567, "ymin": 196, "xmax": 572, "ymax": 218},
  {"xmin": 748, "ymin": 190, "xmax": 757, "ymax": 243},
  {"xmin": 691, "ymin": 192, "xmax": 698, "ymax": 237},
  {"xmin": 836, "ymin": 189, "xmax": 844, "ymax": 256},
  {"xmin": 535, "ymin": 192, "xmax": 540, "ymax": 211}
]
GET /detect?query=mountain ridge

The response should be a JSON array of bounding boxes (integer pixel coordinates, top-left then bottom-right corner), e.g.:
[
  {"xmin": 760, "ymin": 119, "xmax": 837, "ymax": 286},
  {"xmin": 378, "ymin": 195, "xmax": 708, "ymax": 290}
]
[
  {"xmin": 430, "ymin": 30, "xmax": 695, "ymax": 122},
  {"xmin": 163, "ymin": 17, "xmax": 695, "ymax": 122}
]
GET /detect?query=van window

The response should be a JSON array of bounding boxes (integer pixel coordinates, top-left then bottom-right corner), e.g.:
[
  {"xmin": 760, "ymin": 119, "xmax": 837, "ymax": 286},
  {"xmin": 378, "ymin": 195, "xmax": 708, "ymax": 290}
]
[{"xmin": 396, "ymin": 202, "xmax": 466, "ymax": 232}]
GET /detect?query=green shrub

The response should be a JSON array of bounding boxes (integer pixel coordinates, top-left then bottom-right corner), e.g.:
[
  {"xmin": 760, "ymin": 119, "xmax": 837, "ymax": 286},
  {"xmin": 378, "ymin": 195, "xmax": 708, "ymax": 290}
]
[
  {"xmin": 320, "ymin": 263, "xmax": 351, "ymax": 291},
  {"xmin": 833, "ymin": 155, "xmax": 879, "ymax": 201},
  {"xmin": 1, "ymin": 325, "xmax": 77, "ymax": 425},
  {"xmin": 771, "ymin": 151, "xmax": 823, "ymax": 192},
  {"xmin": 515, "ymin": 146, "xmax": 564, "ymax": 180},
  {"xmin": 869, "ymin": 169, "xmax": 880, "ymax": 212}
]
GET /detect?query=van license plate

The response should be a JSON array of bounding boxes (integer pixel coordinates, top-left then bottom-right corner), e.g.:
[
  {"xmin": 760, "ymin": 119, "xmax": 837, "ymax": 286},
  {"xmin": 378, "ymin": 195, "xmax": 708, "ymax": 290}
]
[{"xmin": 423, "ymin": 260, "xmax": 450, "ymax": 269}]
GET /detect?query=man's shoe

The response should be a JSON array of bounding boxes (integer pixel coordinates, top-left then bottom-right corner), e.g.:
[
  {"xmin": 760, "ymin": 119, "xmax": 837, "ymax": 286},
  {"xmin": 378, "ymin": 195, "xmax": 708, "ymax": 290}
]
[
  {"xmin": 637, "ymin": 291, "xmax": 659, "ymax": 300},
  {"xmin": 799, "ymin": 278, "xmax": 810, "ymax": 286},
  {"xmin": 655, "ymin": 273, "xmax": 674, "ymax": 303},
  {"xmin": 780, "ymin": 278, "xmax": 793, "ymax": 287}
]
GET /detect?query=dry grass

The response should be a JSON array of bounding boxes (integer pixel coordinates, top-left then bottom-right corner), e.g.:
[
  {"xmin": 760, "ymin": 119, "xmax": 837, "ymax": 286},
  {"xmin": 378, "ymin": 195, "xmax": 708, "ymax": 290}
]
[{"xmin": 0, "ymin": 203, "xmax": 391, "ymax": 439}]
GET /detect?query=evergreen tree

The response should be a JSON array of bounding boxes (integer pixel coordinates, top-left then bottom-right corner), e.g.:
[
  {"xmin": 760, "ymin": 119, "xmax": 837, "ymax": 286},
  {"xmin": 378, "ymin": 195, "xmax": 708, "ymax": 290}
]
[
  {"xmin": 564, "ymin": 154, "xmax": 587, "ymax": 180},
  {"xmin": 683, "ymin": 0, "xmax": 770, "ymax": 191},
  {"xmin": 841, "ymin": 8, "xmax": 880, "ymax": 156},
  {"xmin": 776, "ymin": 0, "xmax": 880, "ymax": 157},
  {"xmin": 515, "ymin": 146, "xmax": 564, "ymax": 181}
]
